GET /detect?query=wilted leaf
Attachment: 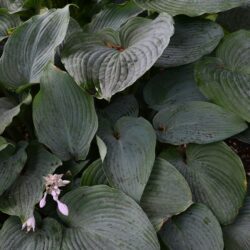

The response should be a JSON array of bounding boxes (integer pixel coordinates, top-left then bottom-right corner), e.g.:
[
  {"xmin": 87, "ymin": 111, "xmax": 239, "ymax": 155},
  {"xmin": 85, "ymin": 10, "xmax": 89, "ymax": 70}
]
[
  {"xmin": 33, "ymin": 64, "xmax": 98, "ymax": 161},
  {"xmin": 97, "ymin": 116, "xmax": 156, "ymax": 202},
  {"xmin": 159, "ymin": 204, "xmax": 224, "ymax": 250},
  {"xmin": 59, "ymin": 185, "xmax": 160, "ymax": 250},
  {"xmin": 61, "ymin": 14, "xmax": 174, "ymax": 100},
  {"xmin": 141, "ymin": 157, "xmax": 192, "ymax": 231},
  {"xmin": 160, "ymin": 142, "xmax": 247, "ymax": 225}
]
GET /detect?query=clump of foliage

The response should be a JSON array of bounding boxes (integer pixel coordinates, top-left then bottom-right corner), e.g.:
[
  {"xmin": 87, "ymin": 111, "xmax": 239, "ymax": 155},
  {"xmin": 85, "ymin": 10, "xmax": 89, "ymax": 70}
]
[{"xmin": 0, "ymin": 0, "xmax": 250, "ymax": 249}]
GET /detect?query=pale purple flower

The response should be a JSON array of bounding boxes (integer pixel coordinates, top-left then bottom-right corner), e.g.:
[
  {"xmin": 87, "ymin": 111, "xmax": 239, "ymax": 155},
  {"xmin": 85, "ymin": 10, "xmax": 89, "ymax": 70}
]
[
  {"xmin": 22, "ymin": 215, "xmax": 36, "ymax": 232},
  {"xmin": 39, "ymin": 174, "xmax": 70, "ymax": 216}
]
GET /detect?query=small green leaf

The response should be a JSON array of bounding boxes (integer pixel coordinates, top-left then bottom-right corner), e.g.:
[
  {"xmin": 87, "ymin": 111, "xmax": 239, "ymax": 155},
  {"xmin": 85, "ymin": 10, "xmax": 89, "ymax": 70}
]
[
  {"xmin": 33, "ymin": 64, "xmax": 98, "ymax": 161},
  {"xmin": 97, "ymin": 116, "xmax": 156, "ymax": 202},
  {"xmin": 153, "ymin": 101, "xmax": 247, "ymax": 145},
  {"xmin": 59, "ymin": 185, "xmax": 160, "ymax": 250},
  {"xmin": 160, "ymin": 142, "xmax": 247, "ymax": 225},
  {"xmin": 159, "ymin": 204, "xmax": 224, "ymax": 250},
  {"xmin": 141, "ymin": 157, "xmax": 193, "ymax": 231}
]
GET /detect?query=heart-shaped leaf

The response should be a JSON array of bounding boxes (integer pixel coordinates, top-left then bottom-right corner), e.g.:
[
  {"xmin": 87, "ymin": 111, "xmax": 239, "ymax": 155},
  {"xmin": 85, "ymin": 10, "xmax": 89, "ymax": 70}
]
[
  {"xmin": 81, "ymin": 159, "xmax": 108, "ymax": 186},
  {"xmin": 155, "ymin": 17, "xmax": 223, "ymax": 68},
  {"xmin": 134, "ymin": 0, "xmax": 248, "ymax": 16},
  {"xmin": 217, "ymin": 6, "xmax": 250, "ymax": 32},
  {"xmin": 0, "ymin": 11, "xmax": 21, "ymax": 41},
  {"xmin": 0, "ymin": 143, "xmax": 62, "ymax": 222},
  {"xmin": 0, "ymin": 93, "xmax": 32, "ymax": 135},
  {"xmin": 0, "ymin": 6, "xmax": 70, "ymax": 91},
  {"xmin": 160, "ymin": 142, "xmax": 247, "ymax": 225},
  {"xmin": 223, "ymin": 196, "xmax": 250, "ymax": 250},
  {"xmin": 97, "ymin": 116, "xmax": 156, "ymax": 202},
  {"xmin": 153, "ymin": 101, "xmax": 247, "ymax": 145},
  {"xmin": 195, "ymin": 30, "xmax": 250, "ymax": 122},
  {"xmin": 143, "ymin": 65, "xmax": 206, "ymax": 111},
  {"xmin": 141, "ymin": 157, "xmax": 193, "ymax": 231},
  {"xmin": 0, "ymin": 216, "xmax": 62, "ymax": 249},
  {"xmin": 61, "ymin": 13, "xmax": 174, "ymax": 100},
  {"xmin": 159, "ymin": 204, "xmax": 224, "ymax": 250},
  {"xmin": 87, "ymin": 1, "xmax": 143, "ymax": 32},
  {"xmin": 59, "ymin": 185, "xmax": 160, "ymax": 250},
  {"xmin": 0, "ymin": 141, "xmax": 27, "ymax": 195},
  {"xmin": 33, "ymin": 64, "xmax": 98, "ymax": 161}
]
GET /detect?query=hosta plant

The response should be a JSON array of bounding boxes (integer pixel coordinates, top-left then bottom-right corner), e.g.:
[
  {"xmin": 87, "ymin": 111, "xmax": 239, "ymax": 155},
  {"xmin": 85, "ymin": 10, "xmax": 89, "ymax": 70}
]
[{"xmin": 0, "ymin": 0, "xmax": 250, "ymax": 249}]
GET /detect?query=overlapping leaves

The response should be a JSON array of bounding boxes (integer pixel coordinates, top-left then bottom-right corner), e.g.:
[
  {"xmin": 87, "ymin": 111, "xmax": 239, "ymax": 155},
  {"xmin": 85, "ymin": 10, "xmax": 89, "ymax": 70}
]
[
  {"xmin": 195, "ymin": 30, "xmax": 250, "ymax": 122},
  {"xmin": 61, "ymin": 13, "xmax": 174, "ymax": 100},
  {"xmin": 160, "ymin": 142, "xmax": 247, "ymax": 225}
]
